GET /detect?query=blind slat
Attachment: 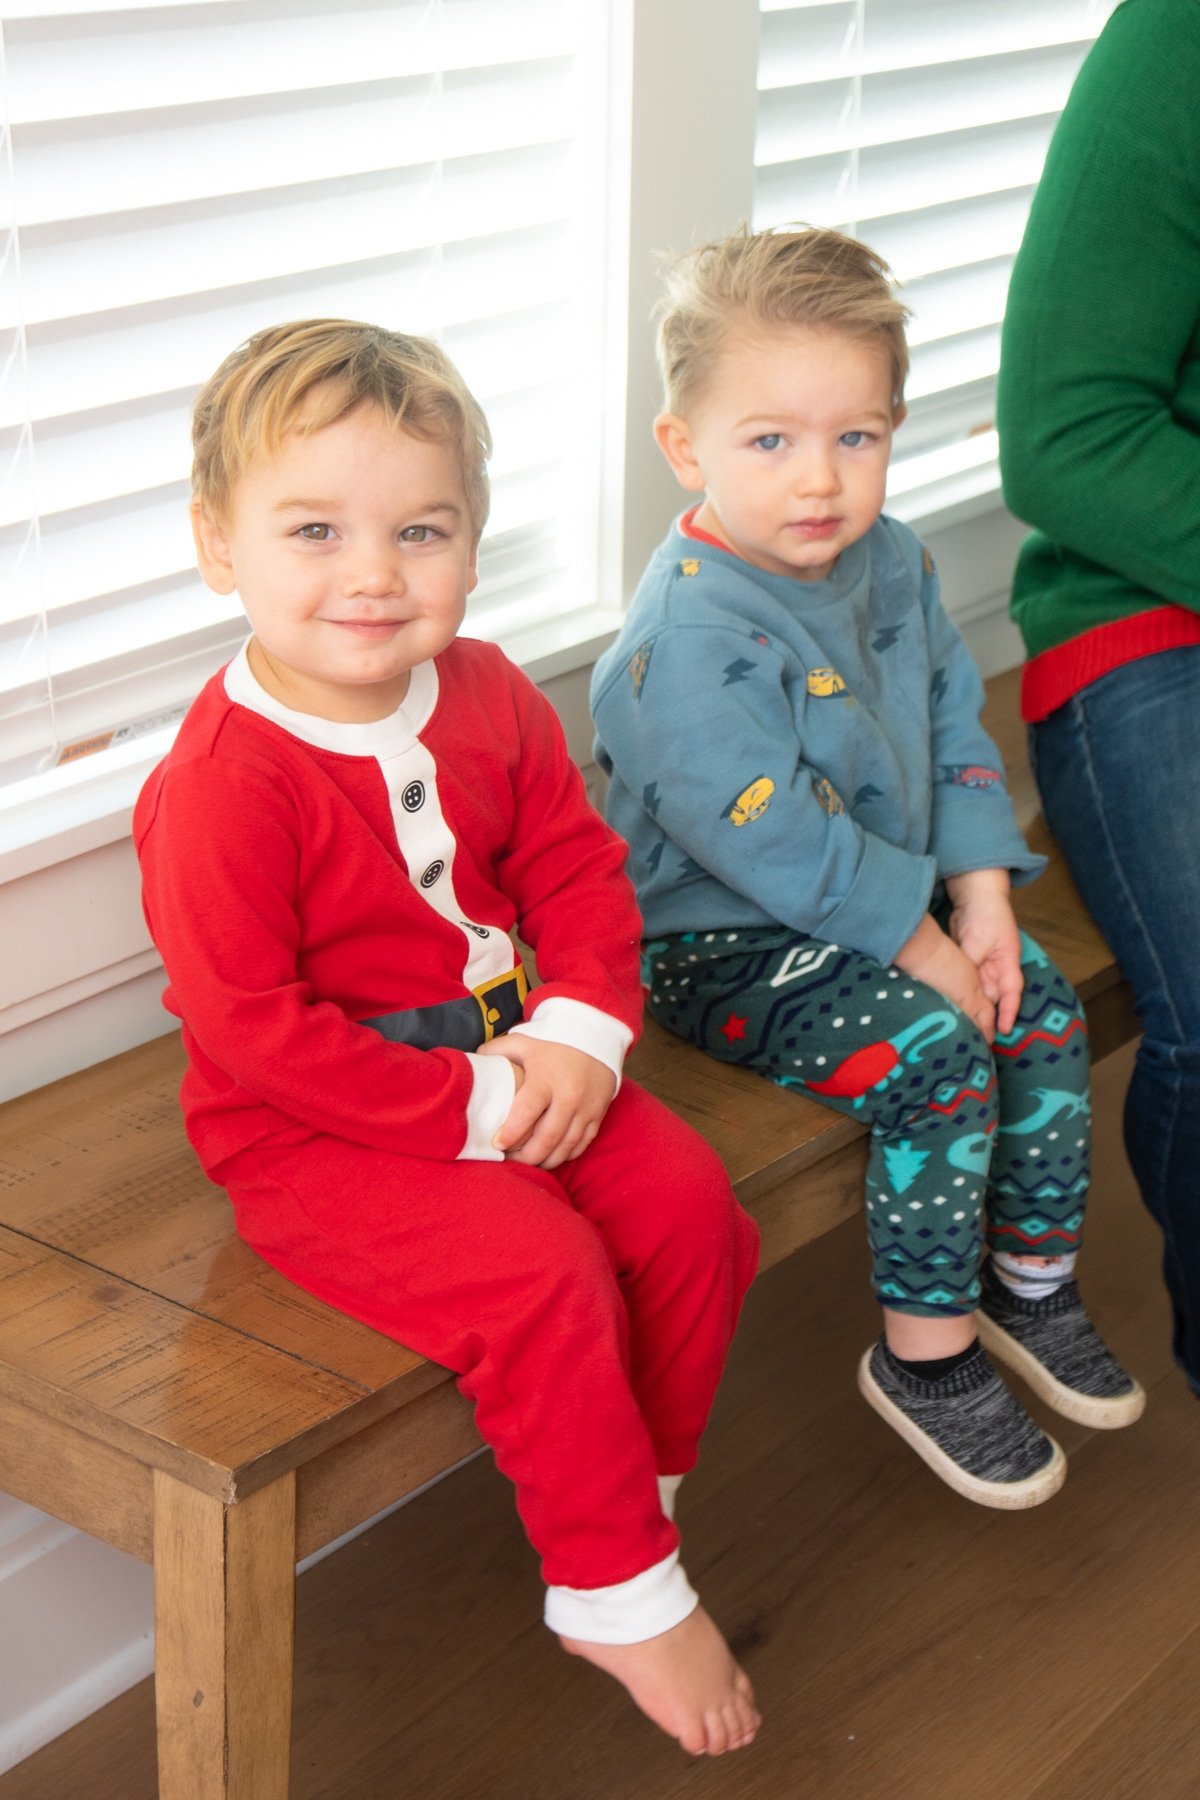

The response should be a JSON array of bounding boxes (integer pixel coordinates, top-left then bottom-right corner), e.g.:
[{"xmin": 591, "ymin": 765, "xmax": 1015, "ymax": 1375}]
[
  {"xmin": 760, "ymin": 0, "xmax": 1106, "ymax": 88},
  {"xmin": 6, "ymin": 1, "xmax": 575, "ymax": 124},
  {"xmin": 757, "ymin": 43, "xmax": 1091, "ymax": 165},
  {"xmin": 756, "ymin": 116, "xmax": 1056, "ymax": 230},
  {"xmin": 3, "ymin": 69, "xmax": 579, "ymax": 232}
]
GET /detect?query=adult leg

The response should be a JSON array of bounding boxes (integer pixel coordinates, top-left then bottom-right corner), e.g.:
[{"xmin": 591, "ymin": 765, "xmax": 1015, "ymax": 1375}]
[{"xmin": 1031, "ymin": 646, "xmax": 1200, "ymax": 1391}]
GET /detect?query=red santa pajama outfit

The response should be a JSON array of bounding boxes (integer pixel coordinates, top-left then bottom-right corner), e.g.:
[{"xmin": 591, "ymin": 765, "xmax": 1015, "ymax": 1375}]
[{"xmin": 134, "ymin": 638, "xmax": 758, "ymax": 1641}]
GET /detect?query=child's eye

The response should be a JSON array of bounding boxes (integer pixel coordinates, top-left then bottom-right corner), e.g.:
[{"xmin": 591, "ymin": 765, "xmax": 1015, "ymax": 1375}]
[
  {"xmin": 753, "ymin": 433, "xmax": 783, "ymax": 452},
  {"xmin": 296, "ymin": 523, "xmax": 333, "ymax": 541},
  {"xmin": 840, "ymin": 430, "xmax": 872, "ymax": 448},
  {"xmin": 400, "ymin": 524, "xmax": 441, "ymax": 543}
]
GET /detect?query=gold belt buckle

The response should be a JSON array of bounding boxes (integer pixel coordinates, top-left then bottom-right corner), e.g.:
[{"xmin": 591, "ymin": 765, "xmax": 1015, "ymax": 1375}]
[{"xmin": 472, "ymin": 965, "xmax": 529, "ymax": 1041}]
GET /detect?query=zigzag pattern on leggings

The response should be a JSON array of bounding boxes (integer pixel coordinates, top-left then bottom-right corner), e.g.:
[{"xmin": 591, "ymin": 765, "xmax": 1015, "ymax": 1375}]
[{"xmin": 986, "ymin": 973, "xmax": 1090, "ymax": 1256}]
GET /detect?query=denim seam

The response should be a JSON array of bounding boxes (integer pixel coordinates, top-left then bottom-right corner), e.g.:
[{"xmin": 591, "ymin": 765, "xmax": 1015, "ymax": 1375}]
[
  {"xmin": 1072, "ymin": 693, "xmax": 1184, "ymax": 1046},
  {"xmin": 1153, "ymin": 1063, "xmax": 1181, "ymax": 1266}
]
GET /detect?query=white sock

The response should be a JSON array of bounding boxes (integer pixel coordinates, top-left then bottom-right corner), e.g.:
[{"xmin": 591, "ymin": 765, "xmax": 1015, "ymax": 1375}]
[
  {"xmin": 657, "ymin": 1473, "xmax": 684, "ymax": 1521},
  {"xmin": 992, "ymin": 1249, "xmax": 1078, "ymax": 1302}
]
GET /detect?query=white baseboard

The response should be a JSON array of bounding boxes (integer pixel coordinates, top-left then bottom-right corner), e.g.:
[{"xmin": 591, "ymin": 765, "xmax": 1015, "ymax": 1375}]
[{"xmin": 0, "ymin": 1496, "xmax": 154, "ymax": 1776}]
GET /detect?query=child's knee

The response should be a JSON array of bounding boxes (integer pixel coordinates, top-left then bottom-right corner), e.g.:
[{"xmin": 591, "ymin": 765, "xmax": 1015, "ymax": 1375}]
[
  {"xmin": 1018, "ymin": 935, "xmax": 1087, "ymax": 1019},
  {"xmin": 647, "ymin": 1159, "xmax": 758, "ymax": 1292},
  {"xmin": 893, "ymin": 1018, "xmax": 1000, "ymax": 1134}
]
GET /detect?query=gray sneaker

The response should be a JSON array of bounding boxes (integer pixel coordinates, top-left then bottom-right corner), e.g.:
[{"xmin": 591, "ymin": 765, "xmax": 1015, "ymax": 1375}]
[
  {"xmin": 977, "ymin": 1259, "xmax": 1145, "ymax": 1429},
  {"xmin": 858, "ymin": 1339, "xmax": 1066, "ymax": 1509}
]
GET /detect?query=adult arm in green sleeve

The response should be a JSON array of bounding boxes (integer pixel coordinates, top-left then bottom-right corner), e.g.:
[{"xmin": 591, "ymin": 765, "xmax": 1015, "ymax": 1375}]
[{"xmin": 997, "ymin": 0, "xmax": 1200, "ymax": 611}]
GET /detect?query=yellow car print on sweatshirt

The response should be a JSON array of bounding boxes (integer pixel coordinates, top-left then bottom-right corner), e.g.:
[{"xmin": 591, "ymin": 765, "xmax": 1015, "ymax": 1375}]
[
  {"xmin": 724, "ymin": 776, "xmax": 775, "ymax": 826},
  {"xmin": 812, "ymin": 776, "xmax": 845, "ymax": 816},
  {"xmin": 807, "ymin": 666, "xmax": 847, "ymax": 697}
]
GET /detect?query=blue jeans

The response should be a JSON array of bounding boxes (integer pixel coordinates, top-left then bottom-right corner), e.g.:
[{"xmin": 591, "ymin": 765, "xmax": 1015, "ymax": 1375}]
[{"xmin": 1030, "ymin": 646, "xmax": 1200, "ymax": 1390}]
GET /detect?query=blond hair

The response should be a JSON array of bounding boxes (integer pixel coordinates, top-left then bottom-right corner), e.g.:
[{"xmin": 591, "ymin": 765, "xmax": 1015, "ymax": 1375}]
[
  {"xmin": 191, "ymin": 319, "xmax": 492, "ymax": 538},
  {"xmin": 656, "ymin": 226, "xmax": 910, "ymax": 416}
]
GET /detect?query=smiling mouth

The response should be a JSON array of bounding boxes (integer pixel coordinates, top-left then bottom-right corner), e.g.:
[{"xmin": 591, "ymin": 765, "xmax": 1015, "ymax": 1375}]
[{"xmin": 330, "ymin": 618, "xmax": 404, "ymax": 633}]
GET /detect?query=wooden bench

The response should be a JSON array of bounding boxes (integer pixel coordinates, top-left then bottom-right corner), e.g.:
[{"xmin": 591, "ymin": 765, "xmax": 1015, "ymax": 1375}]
[{"xmin": 0, "ymin": 669, "xmax": 1138, "ymax": 1798}]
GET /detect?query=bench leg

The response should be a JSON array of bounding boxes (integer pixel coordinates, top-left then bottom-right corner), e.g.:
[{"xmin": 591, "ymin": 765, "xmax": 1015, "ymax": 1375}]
[{"xmin": 153, "ymin": 1469, "xmax": 296, "ymax": 1799}]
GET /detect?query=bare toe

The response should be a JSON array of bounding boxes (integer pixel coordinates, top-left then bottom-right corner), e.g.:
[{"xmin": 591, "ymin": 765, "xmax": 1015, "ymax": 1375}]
[{"xmin": 558, "ymin": 1606, "xmax": 760, "ymax": 1754}]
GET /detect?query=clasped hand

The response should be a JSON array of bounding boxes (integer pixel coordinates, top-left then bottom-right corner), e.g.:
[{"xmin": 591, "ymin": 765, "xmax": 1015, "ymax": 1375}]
[
  {"xmin": 895, "ymin": 869, "xmax": 1024, "ymax": 1043},
  {"xmin": 477, "ymin": 1035, "xmax": 616, "ymax": 1170}
]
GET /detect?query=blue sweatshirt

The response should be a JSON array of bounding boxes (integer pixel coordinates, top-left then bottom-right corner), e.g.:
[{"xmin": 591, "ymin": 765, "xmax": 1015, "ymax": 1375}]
[{"xmin": 591, "ymin": 513, "xmax": 1043, "ymax": 968}]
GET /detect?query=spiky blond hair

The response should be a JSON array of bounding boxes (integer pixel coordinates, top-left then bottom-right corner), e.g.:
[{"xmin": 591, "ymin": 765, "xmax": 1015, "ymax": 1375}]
[{"xmin": 656, "ymin": 225, "xmax": 910, "ymax": 416}]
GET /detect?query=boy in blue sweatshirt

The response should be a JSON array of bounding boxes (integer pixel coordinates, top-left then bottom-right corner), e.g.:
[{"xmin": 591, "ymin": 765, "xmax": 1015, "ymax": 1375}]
[{"xmin": 592, "ymin": 227, "xmax": 1143, "ymax": 1507}]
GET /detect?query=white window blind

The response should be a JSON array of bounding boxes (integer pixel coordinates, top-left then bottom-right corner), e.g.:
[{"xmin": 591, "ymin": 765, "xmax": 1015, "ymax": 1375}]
[
  {"xmin": 0, "ymin": 0, "xmax": 612, "ymax": 791},
  {"xmin": 754, "ymin": 0, "xmax": 1119, "ymax": 520}
]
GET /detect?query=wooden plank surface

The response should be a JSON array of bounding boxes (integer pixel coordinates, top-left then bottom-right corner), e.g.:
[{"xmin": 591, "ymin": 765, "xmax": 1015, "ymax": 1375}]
[
  {"xmin": 0, "ymin": 1225, "xmax": 402, "ymax": 1499},
  {"xmin": 627, "ymin": 1025, "xmax": 863, "ymax": 1193},
  {"xmin": 0, "ymin": 1037, "xmax": 417, "ymax": 1393}
]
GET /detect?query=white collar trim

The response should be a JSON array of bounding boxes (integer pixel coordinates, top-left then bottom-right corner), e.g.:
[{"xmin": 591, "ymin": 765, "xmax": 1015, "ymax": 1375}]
[{"xmin": 223, "ymin": 640, "xmax": 439, "ymax": 757}]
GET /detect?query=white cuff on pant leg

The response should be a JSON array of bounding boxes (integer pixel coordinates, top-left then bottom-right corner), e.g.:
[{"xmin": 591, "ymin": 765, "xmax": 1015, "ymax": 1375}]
[{"xmin": 543, "ymin": 1549, "xmax": 699, "ymax": 1645}]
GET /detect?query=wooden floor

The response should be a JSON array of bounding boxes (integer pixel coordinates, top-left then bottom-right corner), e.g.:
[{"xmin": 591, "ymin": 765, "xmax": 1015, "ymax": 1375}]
[{"xmin": 4, "ymin": 1040, "xmax": 1199, "ymax": 1800}]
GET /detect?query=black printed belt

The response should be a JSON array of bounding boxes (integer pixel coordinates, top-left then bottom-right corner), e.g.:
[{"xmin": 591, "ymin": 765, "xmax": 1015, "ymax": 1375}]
[{"xmin": 360, "ymin": 965, "xmax": 529, "ymax": 1053}]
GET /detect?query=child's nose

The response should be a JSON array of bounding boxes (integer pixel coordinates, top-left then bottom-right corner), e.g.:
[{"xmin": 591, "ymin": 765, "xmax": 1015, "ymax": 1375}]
[
  {"xmin": 344, "ymin": 548, "xmax": 404, "ymax": 597},
  {"xmin": 795, "ymin": 451, "xmax": 839, "ymax": 497}
]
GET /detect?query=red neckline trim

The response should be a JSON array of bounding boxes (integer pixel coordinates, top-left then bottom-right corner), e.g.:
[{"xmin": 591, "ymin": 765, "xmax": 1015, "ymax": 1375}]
[{"xmin": 679, "ymin": 504, "xmax": 734, "ymax": 553}]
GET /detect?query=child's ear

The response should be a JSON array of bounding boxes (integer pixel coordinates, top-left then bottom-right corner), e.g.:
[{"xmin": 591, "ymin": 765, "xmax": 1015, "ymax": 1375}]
[
  {"xmin": 190, "ymin": 498, "xmax": 237, "ymax": 595},
  {"xmin": 653, "ymin": 413, "xmax": 707, "ymax": 494},
  {"xmin": 892, "ymin": 402, "xmax": 908, "ymax": 431}
]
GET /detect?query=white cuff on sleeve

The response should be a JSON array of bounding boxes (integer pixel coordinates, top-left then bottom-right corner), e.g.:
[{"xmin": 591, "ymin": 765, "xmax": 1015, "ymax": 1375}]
[
  {"xmin": 543, "ymin": 1548, "xmax": 698, "ymax": 1644},
  {"xmin": 458, "ymin": 1054, "xmax": 517, "ymax": 1161},
  {"xmin": 509, "ymin": 997, "xmax": 633, "ymax": 1091},
  {"xmin": 657, "ymin": 1473, "xmax": 684, "ymax": 1522}
]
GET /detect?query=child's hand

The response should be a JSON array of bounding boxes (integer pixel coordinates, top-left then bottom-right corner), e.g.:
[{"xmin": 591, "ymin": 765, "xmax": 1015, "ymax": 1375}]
[
  {"xmin": 945, "ymin": 870, "xmax": 1024, "ymax": 1037},
  {"xmin": 477, "ymin": 1036, "xmax": 617, "ymax": 1170},
  {"xmin": 893, "ymin": 913, "xmax": 997, "ymax": 1043}
]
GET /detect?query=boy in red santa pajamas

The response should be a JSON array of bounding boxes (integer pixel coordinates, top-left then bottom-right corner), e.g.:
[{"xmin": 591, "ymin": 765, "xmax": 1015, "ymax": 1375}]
[{"xmin": 134, "ymin": 319, "xmax": 760, "ymax": 1756}]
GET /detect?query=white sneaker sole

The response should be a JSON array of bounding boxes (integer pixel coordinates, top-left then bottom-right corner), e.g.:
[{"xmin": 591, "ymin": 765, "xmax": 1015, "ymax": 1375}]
[
  {"xmin": 976, "ymin": 1311, "xmax": 1147, "ymax": 1429},
  {"xmin": 857, "ymin": 1349, "xmax": 1067, "ymax": 1511}
]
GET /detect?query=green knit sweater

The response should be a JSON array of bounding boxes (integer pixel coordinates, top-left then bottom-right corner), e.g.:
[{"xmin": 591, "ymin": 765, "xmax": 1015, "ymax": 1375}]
[{"xmin": 998, "ymin": 0, "xmax": 1200, "ymax": 689}]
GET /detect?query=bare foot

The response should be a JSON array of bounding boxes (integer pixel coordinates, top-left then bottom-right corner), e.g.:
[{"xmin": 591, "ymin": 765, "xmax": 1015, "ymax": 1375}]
[{"xmin": 559, "ymin": 1605, "xmax": 760, "ymax": 1755}]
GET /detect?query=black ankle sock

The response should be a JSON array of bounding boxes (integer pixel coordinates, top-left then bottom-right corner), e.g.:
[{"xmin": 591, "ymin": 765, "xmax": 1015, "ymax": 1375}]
[{"xmin": 889, "ymin": 1339, "xmax": 980, "ymax": 1383}]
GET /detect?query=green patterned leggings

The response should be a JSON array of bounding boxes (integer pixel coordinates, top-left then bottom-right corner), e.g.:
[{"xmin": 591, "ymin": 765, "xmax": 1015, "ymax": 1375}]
[{"xmin": 645, "ymin": 925, "xmax": 1091, "ymax": 1316}]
